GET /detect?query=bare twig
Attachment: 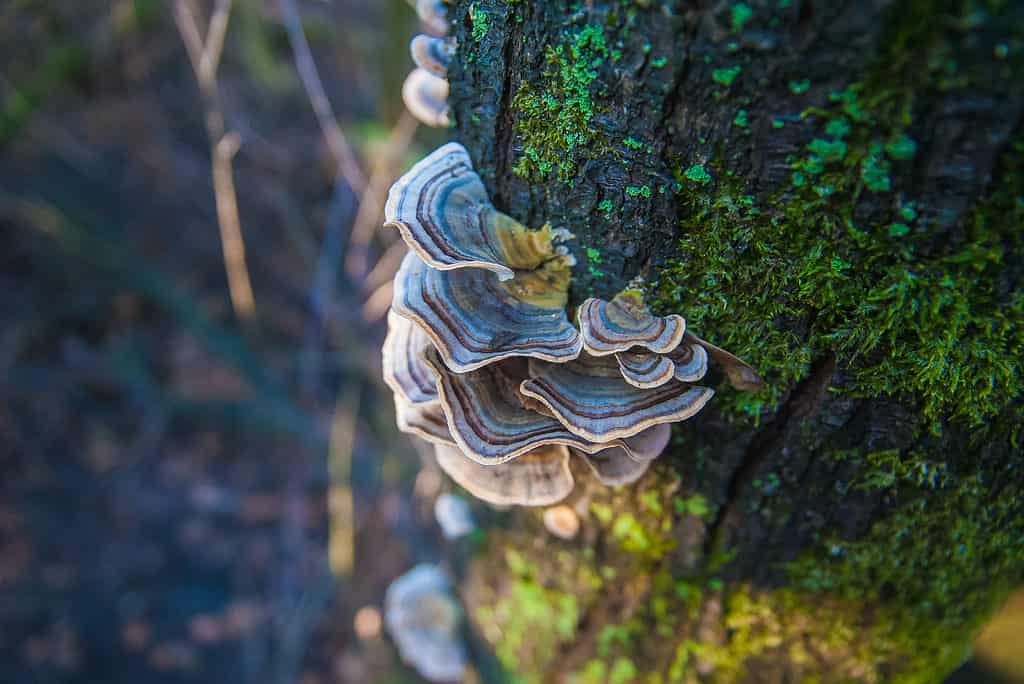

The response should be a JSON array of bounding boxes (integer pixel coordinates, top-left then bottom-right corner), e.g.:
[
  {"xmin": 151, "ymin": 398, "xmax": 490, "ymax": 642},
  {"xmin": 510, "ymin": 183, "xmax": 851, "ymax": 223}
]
[
  {"xmin": 174, "ymin": 0, "xmax": 256, "ymax": 320},
  {"xmin": 345, "ymin": 111, "xmax": 419, "ymax": 280},
  {"xmin": 327, "ymin": 388, "xmax": 360, "ymax": 576},
  {"xmin": 361, "ymin": 281, "xmax": 394, "ymax": 323},
  {"xmin": 278, "ymin": 0, "xmax": 367, "ymax": 193},
  {"xmin": 363, "ymin": 239, "xmax": 407, "ymax": 293}
]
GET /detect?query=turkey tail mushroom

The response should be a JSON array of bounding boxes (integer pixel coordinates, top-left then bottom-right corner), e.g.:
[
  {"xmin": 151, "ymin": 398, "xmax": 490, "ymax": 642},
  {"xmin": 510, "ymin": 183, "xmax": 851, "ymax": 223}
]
[
  {"xmin": 384, "ymin": 564, "xmax": 465, "ymax": 683},
  {"xmin": 410, "ymin": 35, "xmax": 454, "ymax": 77},
  {"xmin": 385, "ymin": 142, "xmax": 573, "ymax": 280},
  {"xmin": 391, "ymin": 251, "xmax": 581, "ymax": 373},
  {"xmin": 519, "ymin": 354, "xmax": 714, "ymax": 443},
  {"xmin": 434, "ymin": 443, "xmax": 574, "ymax": 507},
  {"xmin": 420, "ymin": 348, "xmax": 669, "ymax": 465},
  {"xmin": 577, "ymin": 289, "xmax": 685, "ymax": 355},
  {"xmin": 402, "ymin": 68, "xmax": 450, "ymax": 128},
  {"xmin": 413, "ymin": 0, "xmax": 448, "ymax": 36}
]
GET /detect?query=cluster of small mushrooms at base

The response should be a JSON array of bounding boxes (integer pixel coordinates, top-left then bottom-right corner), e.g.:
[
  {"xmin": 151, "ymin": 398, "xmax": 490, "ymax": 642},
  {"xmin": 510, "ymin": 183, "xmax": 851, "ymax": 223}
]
[
  {"xmin": 403, "ymin": 0, "xmax": 454, "ymax": 127},
  {"xmin": 381, "ymin": 141, "xmax": 764, "ymax": 519}
]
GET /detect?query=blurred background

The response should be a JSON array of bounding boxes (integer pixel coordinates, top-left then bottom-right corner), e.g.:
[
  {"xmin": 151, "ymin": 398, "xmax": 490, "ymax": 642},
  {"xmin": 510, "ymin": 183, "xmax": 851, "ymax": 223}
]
[
  {"xmin": 2, "ymin": 2, "xmax": 1023, "ymax": 684},
  {"xmin": 1, "ymin": 1, "xmax": 453, "ymax": 682}
]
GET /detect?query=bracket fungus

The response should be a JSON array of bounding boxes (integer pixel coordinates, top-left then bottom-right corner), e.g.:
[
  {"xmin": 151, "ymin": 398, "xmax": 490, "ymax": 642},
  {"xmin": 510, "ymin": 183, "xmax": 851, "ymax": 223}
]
[
  {"xmin": 385, "ymin": 143, "xmax": 574, "ymax": 281},
  {"xmin": 435, "ymin": 443, "xmax": 574, "ymax": 507},
  {"xmin": 519, "ymin": 354, "xmax": 715, "ymax": 443},
  {"xmin": 402, "ymin": 67, "xmax": 451, "ymax": 128},
  {"xmin": 400, "ymin": 2, "xmax": 452, "ymax": 127},
  {"xmin": 380, "ymin": 142, "xmax": 762, "ymax": 509},
  {"xmin": 578, "ymin": 289, "xmax": 686, "ymax": 355},
  {"xmin": 434, "ymin": 493, "xmax": 475, "ymax": 540},
  {"xmin": 410, "ymin": 35, "xmax": 454, "ymax": 78},
  {"xmin": 413, "ymin": 0, "xmax": 448, "ymax": 36},
  {"xmin": 384, "ymin": 564, "xmax": 466, "ymax": 683},
  {"xmin": 393, "ymin": 252, "xmax": 581, "ymax": 373}
]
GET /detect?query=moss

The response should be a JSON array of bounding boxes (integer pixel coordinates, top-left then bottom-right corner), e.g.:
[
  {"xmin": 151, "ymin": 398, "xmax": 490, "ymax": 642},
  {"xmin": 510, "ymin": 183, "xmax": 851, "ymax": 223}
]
[
  {"xmin": 474, "ymin": 546, "xmax": 591, "ymax": 681},
  {"xmin": 469, "ymin": 1, "xmax": 490, "ymax": 43},
  {"xmin": 712, "ymin": 65, "xmax": 742, "ymax": 87},
  {"xmin": 788, "ymin": 78, "xmax": 810, "ymax": 94},
  {"xmin": 512, "ymin": 24, "xmax": 609, "ymax": 182},
  {"xmin": 730, "ymin": 3, "xmax": 753, "ymax": 33},
  {"xmin": 684, "ymin": 163, "xmax": 712, "ymax": 184},
  {"xmin": 788, "ymin": 449, "xmax": 1024, "ymax": 683},
  {"xmin": 653, "ymin": 0, "xmax": 1024, "ymax": 431}
]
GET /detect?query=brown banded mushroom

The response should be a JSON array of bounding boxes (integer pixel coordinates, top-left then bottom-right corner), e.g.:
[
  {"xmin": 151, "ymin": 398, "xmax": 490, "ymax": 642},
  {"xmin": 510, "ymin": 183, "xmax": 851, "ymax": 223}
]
[
  {"xmin": 410, "ymin": 35, "xmax": 454, "ymax": 78},
  {"xmin": 392, "ymin": 251, "xmax": 581, "ymax": 373},
  {"xmin": 384, "ymin": 564, "xmax": 466, "ymax": 683},
  {"xmin": 402, "ymin": 68, "xmax": 450, "ymax": 128},
  {"xmin": 578, "ymin": 289, "xmax": 686, "ymax": 356},
  {"xmin": 421, "ymin": 348, "xmax": 673, "ymax": 464},
  {"xmin": 519, "ymin": 354, "xmax": 714, "ymax": 443},
  {"xmin": 385, "ymin": 142, "xmax": 573, "ymax": 281},
  {"xmin": 435, "ymin": 443, "xmax": 574, "ymax": 507}
]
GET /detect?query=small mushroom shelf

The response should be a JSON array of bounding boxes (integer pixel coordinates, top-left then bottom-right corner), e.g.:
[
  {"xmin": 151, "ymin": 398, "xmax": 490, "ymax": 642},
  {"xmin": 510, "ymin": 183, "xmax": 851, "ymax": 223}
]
[
  {"xmin": 402, "ymin": 1, "xmax": 454, "ymax": 127},
  {"xmin": 381, "ymin": 142, "xmax": 762, "ymax": 508}
]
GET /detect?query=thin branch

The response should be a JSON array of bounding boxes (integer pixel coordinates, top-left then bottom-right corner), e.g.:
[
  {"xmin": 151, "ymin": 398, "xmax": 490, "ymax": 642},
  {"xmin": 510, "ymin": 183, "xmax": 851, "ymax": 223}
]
[
  {"xmin": 174, "ymin": 0, "xmax": 256, "ymax": 320},
  {"xmin": 198, "ymin": 0, "xmax": 232, "ymax": 86},
  {"xmin": 278, "ymin": 0, "xmax": 367, "ymax": 193},
  {"xmin": 345, "ymin": 111, "xmax": 419, "ymax": 280},
  {"xmin": 212, "ymin": 132, "xmax": 255, "ymax": 318}
]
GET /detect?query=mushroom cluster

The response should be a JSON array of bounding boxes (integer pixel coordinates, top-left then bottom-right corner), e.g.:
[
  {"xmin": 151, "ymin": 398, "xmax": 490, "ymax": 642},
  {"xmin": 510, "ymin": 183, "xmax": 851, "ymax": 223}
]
[
  {"xmin": 402, "ymin": 1, "xmax": 454, "ymax": 127},
  {"xmin": 381, "ymin": 142, "xmax": 763, "ymax": 508}
]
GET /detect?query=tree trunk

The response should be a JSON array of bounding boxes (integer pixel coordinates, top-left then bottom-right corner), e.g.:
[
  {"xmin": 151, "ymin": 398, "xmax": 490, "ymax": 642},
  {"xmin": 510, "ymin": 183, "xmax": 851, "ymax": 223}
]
[{"xmin": 445, "ymin": 1, "xmax": 1023, "ymax": 682}]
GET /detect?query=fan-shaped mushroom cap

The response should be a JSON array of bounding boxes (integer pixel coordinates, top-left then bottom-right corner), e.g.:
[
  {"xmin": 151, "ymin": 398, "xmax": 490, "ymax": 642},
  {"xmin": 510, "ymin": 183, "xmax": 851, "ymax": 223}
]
[
  {"xmin": 383, "ymin": 310, "xmax": 437, "ymax": 405},
  {"xmin": 421, "ymin": 349, "xmax": 661, "ymax": 464},
  {"xmin": 395, "ymin": 394, "xmax": 454, "ymax": 446},
  {"xmin": 519, "ymin": 354, "xmax": 714, "ymax": 442},
  {"xmin": 410, "ymin": 35, "xmax": 454, "ymax": 78},
  {"xmin": 615, "ymin": 351, "xmax": 676, "ymax": 389},
  {"xmin": 435, "ymin": 443, "xmax": 573, "ymax": 507},
  {"xmin": 685, "ymin": 333, "xmax": 764, "ymax": 391},
  {"xmin": 414, "ymin": 0, "xmax": 448, "ymax": 36},
  {"xmin": 618, "ymin": 423, "xmax": 672, "ymax": 462},
  {"xmin": 579, "ymin": 446, "xmax": 652, "ymax": 486},
  {"xmin": 669, "ymin": 341, "xmax": 709, "ymax": 383},
  {"xmin": 385, "ymin": 564, "xmax": 466, "ymax": 683},
  {"xmin": 385, "ymin": 143, "xmax": 572, "ymax": 281},
  {"xmin": 615, "ymin": 340, "xmax": 709, "ymax": 389},
  {"xmin": 543, "ymin": 505, "xmax": 580, "ymax": 539},
  {"xmin": 392, "ymin": 252, "xmax": 581, "ymax": 373},
  {"xmin": 434, "ymin": 493, "xmax": 475, "ymax": 539},
  {"xmin": 578, "ymin": 290, "xmax": 685, "ymax": 356},
  {"xmin": 402, "ymin": 68, "xmax": 450, "ymax": 128}
]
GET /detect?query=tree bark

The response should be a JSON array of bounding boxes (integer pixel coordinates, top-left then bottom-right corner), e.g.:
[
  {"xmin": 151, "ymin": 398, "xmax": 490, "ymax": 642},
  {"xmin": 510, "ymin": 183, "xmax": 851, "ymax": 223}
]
[{"xmin": 446, "ymin": 1, "xmax": 1023, "ymax": 682}]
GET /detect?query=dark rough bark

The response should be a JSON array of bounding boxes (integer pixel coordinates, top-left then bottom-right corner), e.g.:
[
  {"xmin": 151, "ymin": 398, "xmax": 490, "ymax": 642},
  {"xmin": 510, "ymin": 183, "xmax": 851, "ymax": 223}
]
[{"xmin": 446, "ymin": 1, "xmax": 1023, "ymax": 682}]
